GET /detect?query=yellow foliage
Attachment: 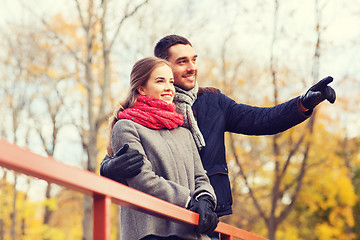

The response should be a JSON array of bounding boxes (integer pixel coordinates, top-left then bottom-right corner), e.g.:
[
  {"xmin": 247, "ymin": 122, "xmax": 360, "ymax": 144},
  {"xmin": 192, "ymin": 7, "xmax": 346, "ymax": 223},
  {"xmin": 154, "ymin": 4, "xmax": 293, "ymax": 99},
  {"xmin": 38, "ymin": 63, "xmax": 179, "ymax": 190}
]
[
  {"xmin": 276, "ymin": 225, "xmax": 301, "ymax": 240},
  {"xmin": 315, "ymin": 222, "xmax": 356, "ymax": 240},
  {"xmin": 76, "ymin": 83, "xmax": 88, "ymax": 96},
  {"xmin": 40, "ymin": 225, "xmax": 66, "ymax": 240},
  {"xmin": 97, "ymin": 120, "xmax": 110, "ymax": 174},
  {"xmin": 50, "ymin": 13, "xmax": 81, "ymax": 41},
  {"xmin": 46, "ymin": 69, "xmax": 59, "ymax": 79},
  {"xmin": 49, "ymin": 189, "xmax": 83, "ymax": 240},
  {"xmin": 294, "ymin": 121, "xmax": 357, "ymax": 239},
  {"xmin": 0, "ymin": 173, "xmax": 84, "ymax": 240},
  {"xmin": 42, "ymin": 197, "xmax": 58, "ymax": 211},
  {"xmin": 302, "ymin": 159, "xmax": 355, "ymax": 212},
  {"xmin": 315, "ymin": 223, "xmax": 340, "ymax": 240},
  {"xmin": 22, "ymin": 218, "xmax": 47, "ymax": 240},
  {"xmin": 225, "ymin": 101, "xmax": 358, "ymax": 239}
]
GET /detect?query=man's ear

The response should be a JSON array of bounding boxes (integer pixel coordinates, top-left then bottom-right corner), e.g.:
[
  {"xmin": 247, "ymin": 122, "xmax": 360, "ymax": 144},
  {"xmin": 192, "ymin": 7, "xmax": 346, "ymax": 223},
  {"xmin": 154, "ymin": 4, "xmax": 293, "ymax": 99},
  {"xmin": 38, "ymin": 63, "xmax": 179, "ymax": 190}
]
[{"xmin": 137, "ymin": 86, "xmax": 145, "ymax": 95}]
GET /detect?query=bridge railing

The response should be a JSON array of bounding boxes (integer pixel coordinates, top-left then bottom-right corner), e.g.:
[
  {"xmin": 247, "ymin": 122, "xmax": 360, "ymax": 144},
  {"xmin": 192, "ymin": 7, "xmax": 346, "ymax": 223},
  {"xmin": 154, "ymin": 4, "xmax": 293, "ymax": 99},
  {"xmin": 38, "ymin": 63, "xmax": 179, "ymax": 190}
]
[{"xmin": 0, "ymin": 140, "xmax": 268, "ymax": 240}]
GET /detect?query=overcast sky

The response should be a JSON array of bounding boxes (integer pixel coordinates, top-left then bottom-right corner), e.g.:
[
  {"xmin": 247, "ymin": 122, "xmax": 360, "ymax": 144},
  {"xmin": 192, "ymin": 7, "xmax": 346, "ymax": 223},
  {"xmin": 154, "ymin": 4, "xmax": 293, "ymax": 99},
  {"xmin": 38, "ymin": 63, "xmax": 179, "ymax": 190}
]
[{"xmin": 1, "ymin": 0, "xmax": 359, "ymax": 139}]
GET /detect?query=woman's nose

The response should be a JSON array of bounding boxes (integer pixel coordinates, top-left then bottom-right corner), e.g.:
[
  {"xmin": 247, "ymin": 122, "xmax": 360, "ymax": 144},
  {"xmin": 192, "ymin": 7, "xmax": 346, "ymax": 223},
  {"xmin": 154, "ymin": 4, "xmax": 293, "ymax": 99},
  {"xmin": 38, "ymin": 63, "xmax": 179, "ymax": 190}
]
[{"xmin": 164, "ymin": 82, "xmax": 172, "ymax": 90}]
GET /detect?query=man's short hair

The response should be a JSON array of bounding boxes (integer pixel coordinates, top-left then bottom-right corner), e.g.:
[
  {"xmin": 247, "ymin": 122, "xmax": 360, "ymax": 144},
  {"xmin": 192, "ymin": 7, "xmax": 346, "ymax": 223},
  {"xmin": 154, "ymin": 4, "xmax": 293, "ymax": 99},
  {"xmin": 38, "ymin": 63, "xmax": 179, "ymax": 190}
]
[{"xmin": 154, "ymin": 35, "xmax": 192, "ymax": 60}]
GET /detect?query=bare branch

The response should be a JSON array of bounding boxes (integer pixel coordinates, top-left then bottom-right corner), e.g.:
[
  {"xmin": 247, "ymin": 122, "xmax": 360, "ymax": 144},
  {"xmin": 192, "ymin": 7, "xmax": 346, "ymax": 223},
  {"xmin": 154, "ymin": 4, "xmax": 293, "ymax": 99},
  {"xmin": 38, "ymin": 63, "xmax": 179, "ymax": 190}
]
[
  {"xmin": 229, "ymin": 133, "xmax": 268, "ymax": 222},
  {"xmin": 277, "ymin": 141, "xmax": 309, "ymax": 223},
  {"xmin": 270, "ymin": 0, "xmax": 279, "ymax": 105},
  {"xmin": 74, "ymin": 0, "xmax": 86, "ymax": 30},
  {"xmin": 280, "ymin": 132, "xmax": 306, "ymax": 176},
  {"xmin": 108, "ymin": 0, "xmax": 151, "ymax": 51},
  {"xmin": 17, "ymin": 1, "xmax": 84, "ymax": 64}
]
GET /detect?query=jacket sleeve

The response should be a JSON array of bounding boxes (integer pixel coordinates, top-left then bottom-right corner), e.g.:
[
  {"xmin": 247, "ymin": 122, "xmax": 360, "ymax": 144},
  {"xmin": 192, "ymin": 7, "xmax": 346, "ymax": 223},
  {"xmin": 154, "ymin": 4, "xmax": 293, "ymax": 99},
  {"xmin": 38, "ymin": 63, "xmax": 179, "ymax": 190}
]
[
  {"xmin": 219, "ymin": 91, "xmax": 310, "ymax": 135},
  {"xmin": 112, "ymin": 120, "xmax": 191, "ymax": 208}
]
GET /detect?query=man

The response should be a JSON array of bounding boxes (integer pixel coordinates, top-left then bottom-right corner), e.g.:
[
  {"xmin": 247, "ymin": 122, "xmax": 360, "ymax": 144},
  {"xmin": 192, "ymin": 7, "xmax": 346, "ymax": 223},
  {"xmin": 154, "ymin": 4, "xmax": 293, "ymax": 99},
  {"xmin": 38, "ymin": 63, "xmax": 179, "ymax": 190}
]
[{"xmin": 100, "ymin": 35, "xmax": 336, "ymax": 233}]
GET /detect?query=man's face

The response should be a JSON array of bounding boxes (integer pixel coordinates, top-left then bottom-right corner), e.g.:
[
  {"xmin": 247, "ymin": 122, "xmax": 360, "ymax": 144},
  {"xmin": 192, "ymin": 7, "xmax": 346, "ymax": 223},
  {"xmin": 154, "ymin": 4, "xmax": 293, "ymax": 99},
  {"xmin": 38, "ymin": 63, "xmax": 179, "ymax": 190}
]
[{"xmin": 167, "ymin": 44, "xmax": 198, "ymax": 91}]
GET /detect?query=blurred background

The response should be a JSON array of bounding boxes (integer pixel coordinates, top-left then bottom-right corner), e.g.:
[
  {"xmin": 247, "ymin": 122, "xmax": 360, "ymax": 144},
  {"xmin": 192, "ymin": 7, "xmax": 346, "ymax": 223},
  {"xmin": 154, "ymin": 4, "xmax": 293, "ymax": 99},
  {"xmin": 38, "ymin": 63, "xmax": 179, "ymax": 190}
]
[{"xmin": 0, "ymin": 0, "xmax": 359, "ymax": 239}]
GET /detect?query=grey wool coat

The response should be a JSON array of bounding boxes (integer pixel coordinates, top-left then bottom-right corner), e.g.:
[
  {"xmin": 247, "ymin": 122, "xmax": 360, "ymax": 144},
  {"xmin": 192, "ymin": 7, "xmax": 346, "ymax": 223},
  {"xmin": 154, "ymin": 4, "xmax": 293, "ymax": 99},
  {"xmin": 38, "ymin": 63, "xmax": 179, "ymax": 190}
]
[{"xmin": 112, "ymin": 119, "xmax": 216, "ymax": 240}]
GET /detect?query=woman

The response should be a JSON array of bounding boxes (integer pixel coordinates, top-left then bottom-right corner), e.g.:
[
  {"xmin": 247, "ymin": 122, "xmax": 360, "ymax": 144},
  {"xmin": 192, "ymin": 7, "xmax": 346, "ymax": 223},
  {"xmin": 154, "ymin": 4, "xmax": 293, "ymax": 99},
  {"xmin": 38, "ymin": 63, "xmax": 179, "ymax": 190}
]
[{"xmin": 107, "ymin": 57, "xmax": 218, "ymax": 240}]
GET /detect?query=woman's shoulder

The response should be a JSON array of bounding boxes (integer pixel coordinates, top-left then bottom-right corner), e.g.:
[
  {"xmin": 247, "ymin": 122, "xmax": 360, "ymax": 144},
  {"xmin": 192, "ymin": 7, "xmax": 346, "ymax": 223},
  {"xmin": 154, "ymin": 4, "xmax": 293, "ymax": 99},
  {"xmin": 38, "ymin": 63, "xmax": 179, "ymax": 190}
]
[
  {"xmin": 113, "ymin": 119, "xmax": 190, "ymax": 137},
  {"xmin": 113, "ymin": 119, "xmax": 140, "ymax": 133},
  {"xmin": 114, "ymin": 118, "xmax": 134, "ymax": 128},
  {"xmin": 113, "ymin": 119, "xmax": 156, "ymax": 135}
]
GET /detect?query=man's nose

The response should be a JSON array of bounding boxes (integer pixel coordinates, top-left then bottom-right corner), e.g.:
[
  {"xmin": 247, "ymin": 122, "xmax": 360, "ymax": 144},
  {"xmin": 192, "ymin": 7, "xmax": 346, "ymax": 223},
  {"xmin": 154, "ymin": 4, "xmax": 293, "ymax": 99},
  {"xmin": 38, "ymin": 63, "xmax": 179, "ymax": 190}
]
[{"xmin": 187, "ymin": 61, "xmax": 196, "ymax": 71}]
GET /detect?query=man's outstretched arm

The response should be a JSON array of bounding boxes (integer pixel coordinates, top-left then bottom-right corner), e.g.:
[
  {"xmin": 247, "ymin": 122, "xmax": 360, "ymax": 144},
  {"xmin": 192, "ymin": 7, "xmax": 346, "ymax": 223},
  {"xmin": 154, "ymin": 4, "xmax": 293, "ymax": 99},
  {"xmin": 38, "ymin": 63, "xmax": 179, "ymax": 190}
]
[
  {"xmin": 215, "ymin": 76, "xmax": 336, "ymax": 136},
  {"xmin": 100, "ymin": 144, "xmax": 144, "ymax": 182}
]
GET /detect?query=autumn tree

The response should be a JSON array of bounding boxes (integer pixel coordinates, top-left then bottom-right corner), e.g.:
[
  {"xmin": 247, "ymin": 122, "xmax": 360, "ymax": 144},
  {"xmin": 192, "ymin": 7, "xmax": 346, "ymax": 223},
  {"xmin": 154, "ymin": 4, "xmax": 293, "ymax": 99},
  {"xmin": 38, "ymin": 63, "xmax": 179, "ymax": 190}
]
[
  {"xmin": 21, "ymin": 0, "xmax": 151, "ymax": 238},
  {"xmin": 26, "ymin": 27, "xmax": 76, "ymax": 239},
  {"xmin": 0, "ymin": 7, "xmax": 87, "ymax": 237},
  {"xmin": 200, "ymin": 1, "xmax": 356, "ymax": 240},
  {"xmin": 224, "ymin": 1, "xmax": 340, "ymax": 239},
  {"xmin": 0, "ymin": 24, "xmax": 34, "ymax": 240}
]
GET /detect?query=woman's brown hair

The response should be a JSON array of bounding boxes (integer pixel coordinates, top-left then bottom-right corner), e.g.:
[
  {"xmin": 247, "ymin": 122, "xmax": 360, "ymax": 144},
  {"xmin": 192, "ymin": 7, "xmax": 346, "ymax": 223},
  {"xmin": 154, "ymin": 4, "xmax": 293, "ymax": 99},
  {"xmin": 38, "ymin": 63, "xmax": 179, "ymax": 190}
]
[{"xmin": 106, "ymin": 57, "xmax": 171, "ymax": 156}]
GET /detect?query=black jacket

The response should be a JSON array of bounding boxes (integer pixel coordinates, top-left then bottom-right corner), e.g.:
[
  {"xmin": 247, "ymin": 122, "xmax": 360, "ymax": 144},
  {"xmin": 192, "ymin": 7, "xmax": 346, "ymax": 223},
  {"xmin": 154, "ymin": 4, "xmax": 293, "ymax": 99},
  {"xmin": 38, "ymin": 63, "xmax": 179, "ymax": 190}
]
[{"xmin": 193, "ymin": 87, "xmax": 310, "ymax": 216}]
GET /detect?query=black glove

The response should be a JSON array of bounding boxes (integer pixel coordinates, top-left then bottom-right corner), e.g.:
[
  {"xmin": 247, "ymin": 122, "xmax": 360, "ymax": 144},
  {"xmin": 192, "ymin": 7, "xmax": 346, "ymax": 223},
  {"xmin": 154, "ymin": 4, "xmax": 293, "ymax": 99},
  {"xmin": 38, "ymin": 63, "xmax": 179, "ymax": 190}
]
[
  {"xmin": 187, "ymin": 197, "xmax": 198, "ymax": 212},
  {"xmin": 187, "ymin": 195, "xmax": 219, "ymax": 234},
  {"xmin": 300, "ymin": 76, "xmax": 336, "ymax": 110},
  {"xmin": 100, "ymin": 144, "xmax": 144, "ymax": 182}
]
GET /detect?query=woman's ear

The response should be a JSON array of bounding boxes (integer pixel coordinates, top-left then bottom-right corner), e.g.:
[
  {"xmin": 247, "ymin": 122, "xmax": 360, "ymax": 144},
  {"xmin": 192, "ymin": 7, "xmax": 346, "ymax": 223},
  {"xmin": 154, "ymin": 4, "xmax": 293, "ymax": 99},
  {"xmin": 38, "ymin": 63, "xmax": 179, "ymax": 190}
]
[{"xmin": 137, "ymin": 86, "xmax": 145, "ymax": 95}]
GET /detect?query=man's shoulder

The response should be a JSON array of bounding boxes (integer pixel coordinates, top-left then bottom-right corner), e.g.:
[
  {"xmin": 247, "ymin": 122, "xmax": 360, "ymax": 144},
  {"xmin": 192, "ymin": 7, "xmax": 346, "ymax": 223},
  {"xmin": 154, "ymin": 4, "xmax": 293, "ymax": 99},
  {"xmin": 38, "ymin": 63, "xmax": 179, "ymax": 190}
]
[
  {"xmin": 197, "ymin": 87, "xmax": 219, "ymax": 96},
  {"xmin": 195, "ymin": 86, "xmax": 234, "ymax": 109}
]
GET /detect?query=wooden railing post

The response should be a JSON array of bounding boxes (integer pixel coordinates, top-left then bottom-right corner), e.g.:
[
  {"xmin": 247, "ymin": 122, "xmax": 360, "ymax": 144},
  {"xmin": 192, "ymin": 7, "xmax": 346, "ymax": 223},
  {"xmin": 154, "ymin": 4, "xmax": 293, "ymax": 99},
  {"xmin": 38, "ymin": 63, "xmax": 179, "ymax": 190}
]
[
  {"xmin": 220, "ymin": 233, "xmax": 232, "ymax": 240},
  {"xmin": 93, "ymin": 194, "xmax": 111, "ymax": 240}
]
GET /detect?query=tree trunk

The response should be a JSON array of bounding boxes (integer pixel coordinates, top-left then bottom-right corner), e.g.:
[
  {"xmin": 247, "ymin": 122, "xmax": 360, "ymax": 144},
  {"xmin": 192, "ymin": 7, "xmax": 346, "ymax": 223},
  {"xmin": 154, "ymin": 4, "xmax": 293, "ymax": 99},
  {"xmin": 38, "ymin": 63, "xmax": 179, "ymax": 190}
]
[
  {"xmin": 82, "ymin": 195, "xmax": 93, "ymax": 240},
  {"xmin": 0, "ymin": 171, "xmax": 6, "ymax": 240},
  {"xmin": 73, "ymin": 0, "xmax": 150, "ymax": 238},
  {"xmin": 43, "ymin": 183, "xmax": 53, "ymax": 240},
  {"xmin": 0, "ymin": 219, "xmax": 3, "ymax": 240},
  {"xmin": 43, "ymin": 183, "xmax": 52, "ymax": 224},
  {"xmin": 115, "ymin": 206, "xmax": 120, "ymax": 240},
  {"xmin": 267, "ymin": 221, "xmax": 277, "ymax": 240},
  {"xmin": 11, "ymin": 174, "xmax": 18, "ymax": 240}
]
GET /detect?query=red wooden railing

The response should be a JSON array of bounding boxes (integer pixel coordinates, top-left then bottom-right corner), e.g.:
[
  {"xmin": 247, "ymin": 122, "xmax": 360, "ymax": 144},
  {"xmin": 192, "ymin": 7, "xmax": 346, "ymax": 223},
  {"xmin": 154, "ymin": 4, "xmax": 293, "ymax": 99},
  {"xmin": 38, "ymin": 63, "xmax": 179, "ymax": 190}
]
[{"xmin": 0, "ymin": 140, "xmax": 268, "ymax": 240}]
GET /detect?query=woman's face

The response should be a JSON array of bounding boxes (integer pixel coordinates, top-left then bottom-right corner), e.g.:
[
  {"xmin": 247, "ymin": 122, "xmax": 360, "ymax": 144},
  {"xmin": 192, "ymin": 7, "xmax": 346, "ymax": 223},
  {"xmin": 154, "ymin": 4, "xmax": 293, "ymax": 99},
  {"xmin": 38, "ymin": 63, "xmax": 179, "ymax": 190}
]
[{"xmin": 138, "ymin": 64, "xmax": 175, "ymax": 104}]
